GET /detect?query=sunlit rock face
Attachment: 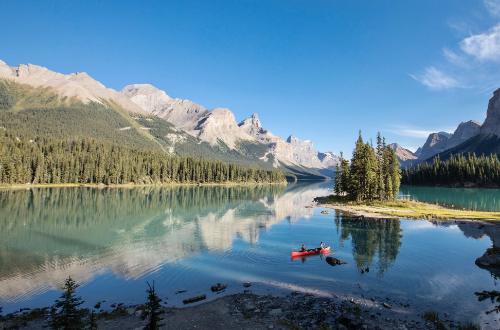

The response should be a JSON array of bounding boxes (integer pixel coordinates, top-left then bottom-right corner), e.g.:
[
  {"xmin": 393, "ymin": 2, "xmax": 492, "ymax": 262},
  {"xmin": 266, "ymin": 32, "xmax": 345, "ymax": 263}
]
[
  {"xmin": 0, "ymin": 183, "xmax": 329, "ymax": 301},
  {"xmin": 123, "ymin": 83, "xmax": 339, "ymax": 169},
  {"xmin": 0, "ymin": 60, "xmax": 145, "ymax": 114},
  {"xmin": 480, "ymin": 88, "xmax": 500, "ymax": 136},
  {"xmin": 388, "ymin": 143, "xmax": 417, "ymax": 161}
]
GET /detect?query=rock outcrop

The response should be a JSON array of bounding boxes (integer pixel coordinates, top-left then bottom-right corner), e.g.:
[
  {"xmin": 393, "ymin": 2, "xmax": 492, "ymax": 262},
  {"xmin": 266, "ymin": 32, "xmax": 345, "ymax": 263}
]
[{"xmin": 480, "ymin": 88, "xmax": 500, "ymax": 136}]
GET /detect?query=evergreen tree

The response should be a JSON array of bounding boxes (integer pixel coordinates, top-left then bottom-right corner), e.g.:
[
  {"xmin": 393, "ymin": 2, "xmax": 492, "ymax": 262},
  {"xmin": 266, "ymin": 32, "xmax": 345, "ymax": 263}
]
[
  {"xmin": 88, "ymin": 310, "xmax": 98, "ymax": 330},
  {"xmin": 48, "ymin": 277, "xmax": 85, "ymax": 330},
  {"xmin": 142, "ymin": 282, "xmax": 163, "ymax": 330},
  {"xmin": 401, "ymin": 153, "xmax": 500, "ymax": 187},
  {"xmin": 333, "ymin": 132, "xmax": 401, "ymax": 202},
  {"xmin": 376, "ymin": 133, "xmax": 385, "ymax": 200},
  {"xmin": 0, "ymin": 132, "xmax": 285, "ymax": 185},
  {"xmin": 339, "ymin": 153, "xmax": 351, "ymax": 194}
]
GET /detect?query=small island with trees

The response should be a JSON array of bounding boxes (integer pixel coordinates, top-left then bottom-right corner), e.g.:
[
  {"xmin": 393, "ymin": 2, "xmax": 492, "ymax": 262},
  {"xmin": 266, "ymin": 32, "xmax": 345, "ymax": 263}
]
[{"xmin": 316, "ymin": 132, "xmax": 500, "ymax": 220}]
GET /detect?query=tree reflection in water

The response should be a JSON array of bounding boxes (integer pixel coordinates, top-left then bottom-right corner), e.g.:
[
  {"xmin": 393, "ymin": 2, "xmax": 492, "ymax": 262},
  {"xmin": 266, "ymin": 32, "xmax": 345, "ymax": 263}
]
[{"xmin": 334, "ymin": 210, "xmax": 402, "ymax": 274}]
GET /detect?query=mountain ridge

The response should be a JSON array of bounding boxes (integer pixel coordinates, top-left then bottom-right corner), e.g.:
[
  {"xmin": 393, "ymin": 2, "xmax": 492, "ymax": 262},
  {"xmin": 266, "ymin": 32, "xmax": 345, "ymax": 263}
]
[{"xmin": 0, "ymin": 59, "xmax": 338, "ymax": 179}]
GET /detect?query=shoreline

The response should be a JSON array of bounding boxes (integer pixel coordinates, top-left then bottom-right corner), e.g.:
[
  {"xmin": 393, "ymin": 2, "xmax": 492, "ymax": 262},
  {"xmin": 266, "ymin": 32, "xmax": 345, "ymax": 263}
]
[
  {"xmin": 0, "ymin": 290, "xmax": 481, "ymax": 330},
  {"xmin": 0, "ymin": 181, "xmax": 288, "ymax": 190},
  {"xmin": 315, "ymin": 196, "xmax": 500, "ymax": 221}
]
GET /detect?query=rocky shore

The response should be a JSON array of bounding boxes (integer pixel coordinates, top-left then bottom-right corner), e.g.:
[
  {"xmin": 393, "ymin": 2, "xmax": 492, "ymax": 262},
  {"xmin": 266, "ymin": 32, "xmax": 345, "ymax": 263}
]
[{"xmin": 1, "ymin": 290, "xmax": 483, "ymax": 329}]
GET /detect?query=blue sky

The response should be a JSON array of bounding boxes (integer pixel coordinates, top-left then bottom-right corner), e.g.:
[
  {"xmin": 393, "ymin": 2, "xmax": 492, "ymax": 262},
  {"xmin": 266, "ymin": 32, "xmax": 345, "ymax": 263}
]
[{"xmin": 1, "ymin": 0, "xmax": 500, "ymax": 154}]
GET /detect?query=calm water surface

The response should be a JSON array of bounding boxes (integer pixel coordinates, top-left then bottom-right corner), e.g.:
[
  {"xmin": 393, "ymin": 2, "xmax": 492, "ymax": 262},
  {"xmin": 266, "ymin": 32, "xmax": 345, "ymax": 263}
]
[
  {"xmin": 0, "ymin": 183, "xmax": 499, "ymax": 326},
  {"xmin": 400, "ymin": 185, "xmax": 500, "ymax": 211}
]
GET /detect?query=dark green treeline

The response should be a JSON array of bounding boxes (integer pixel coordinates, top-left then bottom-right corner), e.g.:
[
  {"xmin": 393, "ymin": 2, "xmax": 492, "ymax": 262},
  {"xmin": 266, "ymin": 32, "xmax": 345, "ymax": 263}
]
[
  {"xmin": 0, "ymin": 132, "xmax": 285, "ymax": 185},
  {"xmin": 334, "ymin": 132, "xmax": 401, "ymax": 201},
  {"xmin": 402, "ymin": 153, "xmax": 500, "ymax": 187}
]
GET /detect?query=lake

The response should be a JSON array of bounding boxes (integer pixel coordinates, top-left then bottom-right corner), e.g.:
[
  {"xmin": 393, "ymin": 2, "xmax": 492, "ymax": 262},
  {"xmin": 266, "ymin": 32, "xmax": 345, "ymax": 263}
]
[
  {"xmin": 400, "ymin": 185, "xmax": 500, "ymax": 211},
  {"xmin": 0, "ymin": 183, "xmax": 499, "ymax": 327}
]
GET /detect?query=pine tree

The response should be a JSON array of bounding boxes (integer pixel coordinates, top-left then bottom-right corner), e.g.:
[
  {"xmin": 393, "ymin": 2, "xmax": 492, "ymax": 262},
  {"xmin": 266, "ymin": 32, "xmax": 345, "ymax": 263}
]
[
  {"xmin": 142, "ymin": 282, "xmax": 164, "ymax": 330},
  {"xmin": 48, "ymin": 277, "xmax": 85, "ymax": 330},
  {"xmin": 88, "ymin": 310, "xmax": 98, "ymax": 330}
]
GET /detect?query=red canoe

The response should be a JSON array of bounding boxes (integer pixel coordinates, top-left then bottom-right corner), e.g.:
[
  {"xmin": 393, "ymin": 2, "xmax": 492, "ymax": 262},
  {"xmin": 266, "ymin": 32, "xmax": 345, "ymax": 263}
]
[{"xmin": 290, "ymin": 246, "xmax": 331, "ymax": 257}]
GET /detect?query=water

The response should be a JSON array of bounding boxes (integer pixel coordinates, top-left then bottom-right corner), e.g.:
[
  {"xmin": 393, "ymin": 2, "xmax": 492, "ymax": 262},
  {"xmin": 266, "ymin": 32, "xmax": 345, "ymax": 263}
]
[
  {"xmin": 400, "ymin": 185, "xmax": 500, "ymax": 211},
  {"xmin": 0, "ymin": 183, "xmax": 499, "ymax": 326}
]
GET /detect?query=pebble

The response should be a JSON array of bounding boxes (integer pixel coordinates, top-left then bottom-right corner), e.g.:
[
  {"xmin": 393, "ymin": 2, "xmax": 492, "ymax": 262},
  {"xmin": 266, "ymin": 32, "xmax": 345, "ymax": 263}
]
[{"xmin": 269, "ymin": 308, "xmax": 282, "ymax": 316}]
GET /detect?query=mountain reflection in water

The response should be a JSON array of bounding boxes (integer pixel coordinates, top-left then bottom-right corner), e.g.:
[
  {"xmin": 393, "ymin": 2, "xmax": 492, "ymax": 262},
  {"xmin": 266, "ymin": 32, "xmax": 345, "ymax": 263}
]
[
  {"xmin": 0, "ymin": 183, "xmax": 326, "ymax": 301},
  {"xmin": 1, "ymin": 183, "xmax": 499, "ymax": 325}
]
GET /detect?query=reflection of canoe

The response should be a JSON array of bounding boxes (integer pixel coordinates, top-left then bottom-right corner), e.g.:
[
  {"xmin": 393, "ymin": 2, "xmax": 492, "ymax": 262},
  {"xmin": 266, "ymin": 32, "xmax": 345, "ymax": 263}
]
[{"xmin": 290, "ymin": 246, "xmax": 330, "ymax": 257}]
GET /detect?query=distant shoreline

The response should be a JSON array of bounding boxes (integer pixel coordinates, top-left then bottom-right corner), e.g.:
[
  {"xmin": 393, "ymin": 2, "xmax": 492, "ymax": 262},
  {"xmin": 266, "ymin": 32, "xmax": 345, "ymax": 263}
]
[
  {"xmin": 0, "ymin": 181, "xmax": 288, "ymax": 190},
  {"xmin": 315, "ymin": 196, "xmax": 500, "ymax": 221},
  {"xmin": 401, "ymin": 183, "xmax": 500, "ymax": 189}
]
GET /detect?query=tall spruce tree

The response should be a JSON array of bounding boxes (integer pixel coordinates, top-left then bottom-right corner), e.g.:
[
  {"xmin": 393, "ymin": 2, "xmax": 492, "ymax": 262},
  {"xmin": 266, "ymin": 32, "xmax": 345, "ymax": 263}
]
[{"xmin": 48, "ymin": 277, "xmax": 85, "ymax": 330}]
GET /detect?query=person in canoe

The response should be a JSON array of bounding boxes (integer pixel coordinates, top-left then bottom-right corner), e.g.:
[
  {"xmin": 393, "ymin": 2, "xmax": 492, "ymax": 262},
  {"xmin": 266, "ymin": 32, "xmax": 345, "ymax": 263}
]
[{"xmin": 300, "ymin": 243, "xmax": 307, "ymax": 252}]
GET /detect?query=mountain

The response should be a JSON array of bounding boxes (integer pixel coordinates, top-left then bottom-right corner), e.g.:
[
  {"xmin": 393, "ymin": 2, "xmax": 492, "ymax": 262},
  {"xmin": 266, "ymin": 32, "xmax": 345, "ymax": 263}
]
[
  {"xmin": 405, "ymin": 89, "xmax": 498, "ymax": 163},
  {"xmin": 0, "ymin": 60, "xmax": 144, "ymax": 114},
  {"xmin": 122, "ymin": 83, "xmax": 339, "ymax": 174},
  {"xmin": 447, "ymin": 120, "xmax": 481, "ymax": 148},
  {"xmin": 436, "ymin": 89, "xmax": 500, "ymax": 159},
  {"xmin": 480, "ymin": 88, "xmax": 500, "ymax": 136},
  {"xmin": 395, "ymin": 120, "xmax": 481, "ymax": 165},
  {"xmin": 418, "ymin": 132, "xmax": 452, "ymax": 160},
  {"xmin": 0, "ymin": 60, "xmax": 337, "ymax": 180},
  {"xmin": 388, "ymin": 143, "xmax": 417, "ymax": 161}
]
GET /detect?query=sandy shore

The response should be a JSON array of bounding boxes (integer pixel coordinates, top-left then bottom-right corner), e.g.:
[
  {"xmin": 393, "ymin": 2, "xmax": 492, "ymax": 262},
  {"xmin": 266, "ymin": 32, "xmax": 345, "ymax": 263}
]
[{"xmin": 314, "ymin": 196, "xmax": 500, "ymax": 221}]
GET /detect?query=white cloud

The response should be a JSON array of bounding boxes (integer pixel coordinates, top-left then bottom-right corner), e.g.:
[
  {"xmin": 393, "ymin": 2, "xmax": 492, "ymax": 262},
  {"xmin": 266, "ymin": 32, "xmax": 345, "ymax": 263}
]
[
  {"xmin": 410, "ymin": 67, "xmax": 460, "ymax": 90},
  {"xmin": 389, "ymin": 126, "xmax": 454, "ymax": 139},
  {"xmin": 442, "ymin": 48, "xmax": 468, "ymax": 67},
  {"xmin": 485, "ymin": 0, "xmax": 500, "ymax": 16},
  {"xmin": 460, "ymin": 24, "xmax": 500, "ymax": 61}
]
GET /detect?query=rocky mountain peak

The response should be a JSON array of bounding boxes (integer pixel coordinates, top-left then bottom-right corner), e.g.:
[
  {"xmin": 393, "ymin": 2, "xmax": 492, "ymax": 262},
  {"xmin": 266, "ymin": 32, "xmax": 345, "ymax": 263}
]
[
  {"xmin": 0, "ymin": 59, "xmax": 145, "ymax": 114},
  {"xmin": 122, "ymin": 84, "xmax": 172, "ymax": 114},
  {"xmin": 448, "ymin": 120, "xmax": 481, "ymax": 146},
  {"xmin": 388, "ymin": 143, "xmax": 417, "ymax": 161},
  {"xmin": 480, "ymin": 88, "xmax": 500, "ymax": 136},
  {"xmin": 239, "ymin": 113, "xmax": 265, "ymax": 137}
]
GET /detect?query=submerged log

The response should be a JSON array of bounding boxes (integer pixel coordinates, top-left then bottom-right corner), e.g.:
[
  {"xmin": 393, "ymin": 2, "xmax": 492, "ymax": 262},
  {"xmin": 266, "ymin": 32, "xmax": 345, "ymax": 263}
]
[{"xmin": 183, "ymin": 294, "xmax": 206, "ymax": 304}]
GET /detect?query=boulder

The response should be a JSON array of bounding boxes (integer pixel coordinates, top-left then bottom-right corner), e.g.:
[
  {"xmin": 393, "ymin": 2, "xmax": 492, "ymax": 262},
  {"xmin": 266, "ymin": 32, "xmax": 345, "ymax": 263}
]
[{"xmin": 326, "ymin": 256, "xmax": 347, "ymax": 266}]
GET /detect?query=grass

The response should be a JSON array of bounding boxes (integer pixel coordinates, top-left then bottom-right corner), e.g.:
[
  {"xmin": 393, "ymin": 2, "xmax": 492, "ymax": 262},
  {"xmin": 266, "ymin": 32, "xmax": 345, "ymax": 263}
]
[{"xmin": 315, "ymin": 195, "xmax": 500, "ymax": 220}]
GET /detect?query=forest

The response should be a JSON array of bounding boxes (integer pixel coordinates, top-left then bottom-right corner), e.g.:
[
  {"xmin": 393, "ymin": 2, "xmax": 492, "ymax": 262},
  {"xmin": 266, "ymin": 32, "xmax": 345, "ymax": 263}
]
[
  {"xmin": 0, "ymin": 132, "xmax": 285, "ymax": 185},
  {"xmin": 401, "ymin": 153, "xmax": 500, "ymax": 187},
  {"xmin": 334, "ymin": 132, "xmax": 401, "ymax": 202}
]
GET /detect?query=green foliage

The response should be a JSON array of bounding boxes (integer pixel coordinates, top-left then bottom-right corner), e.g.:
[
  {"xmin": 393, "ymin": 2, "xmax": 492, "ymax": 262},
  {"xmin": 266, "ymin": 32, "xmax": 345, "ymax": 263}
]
[
  {"xmin": 402, "ymin": 153, "xmax": 500, "ymax": 187},
  {"xmin": 142, "ymin": 282, "xmax": 164, "ymax": 330},
  {"xmin": 0, "ymin": 132, "xmax": 285, "ymax": 185},
  {"xmin": 48, "ymin": 277, "xmax": 85, "ymax": 330},
  {"xmin": 0, "ymin": 103, "xmax": 159, "ymax": 152},
  {"xmin": 0, "ymin": 80, "xmax": 16, "ymax": 110},
  {"xmin": 334, "ymin": 132, "xmax": 401, "ymax": 202}
]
